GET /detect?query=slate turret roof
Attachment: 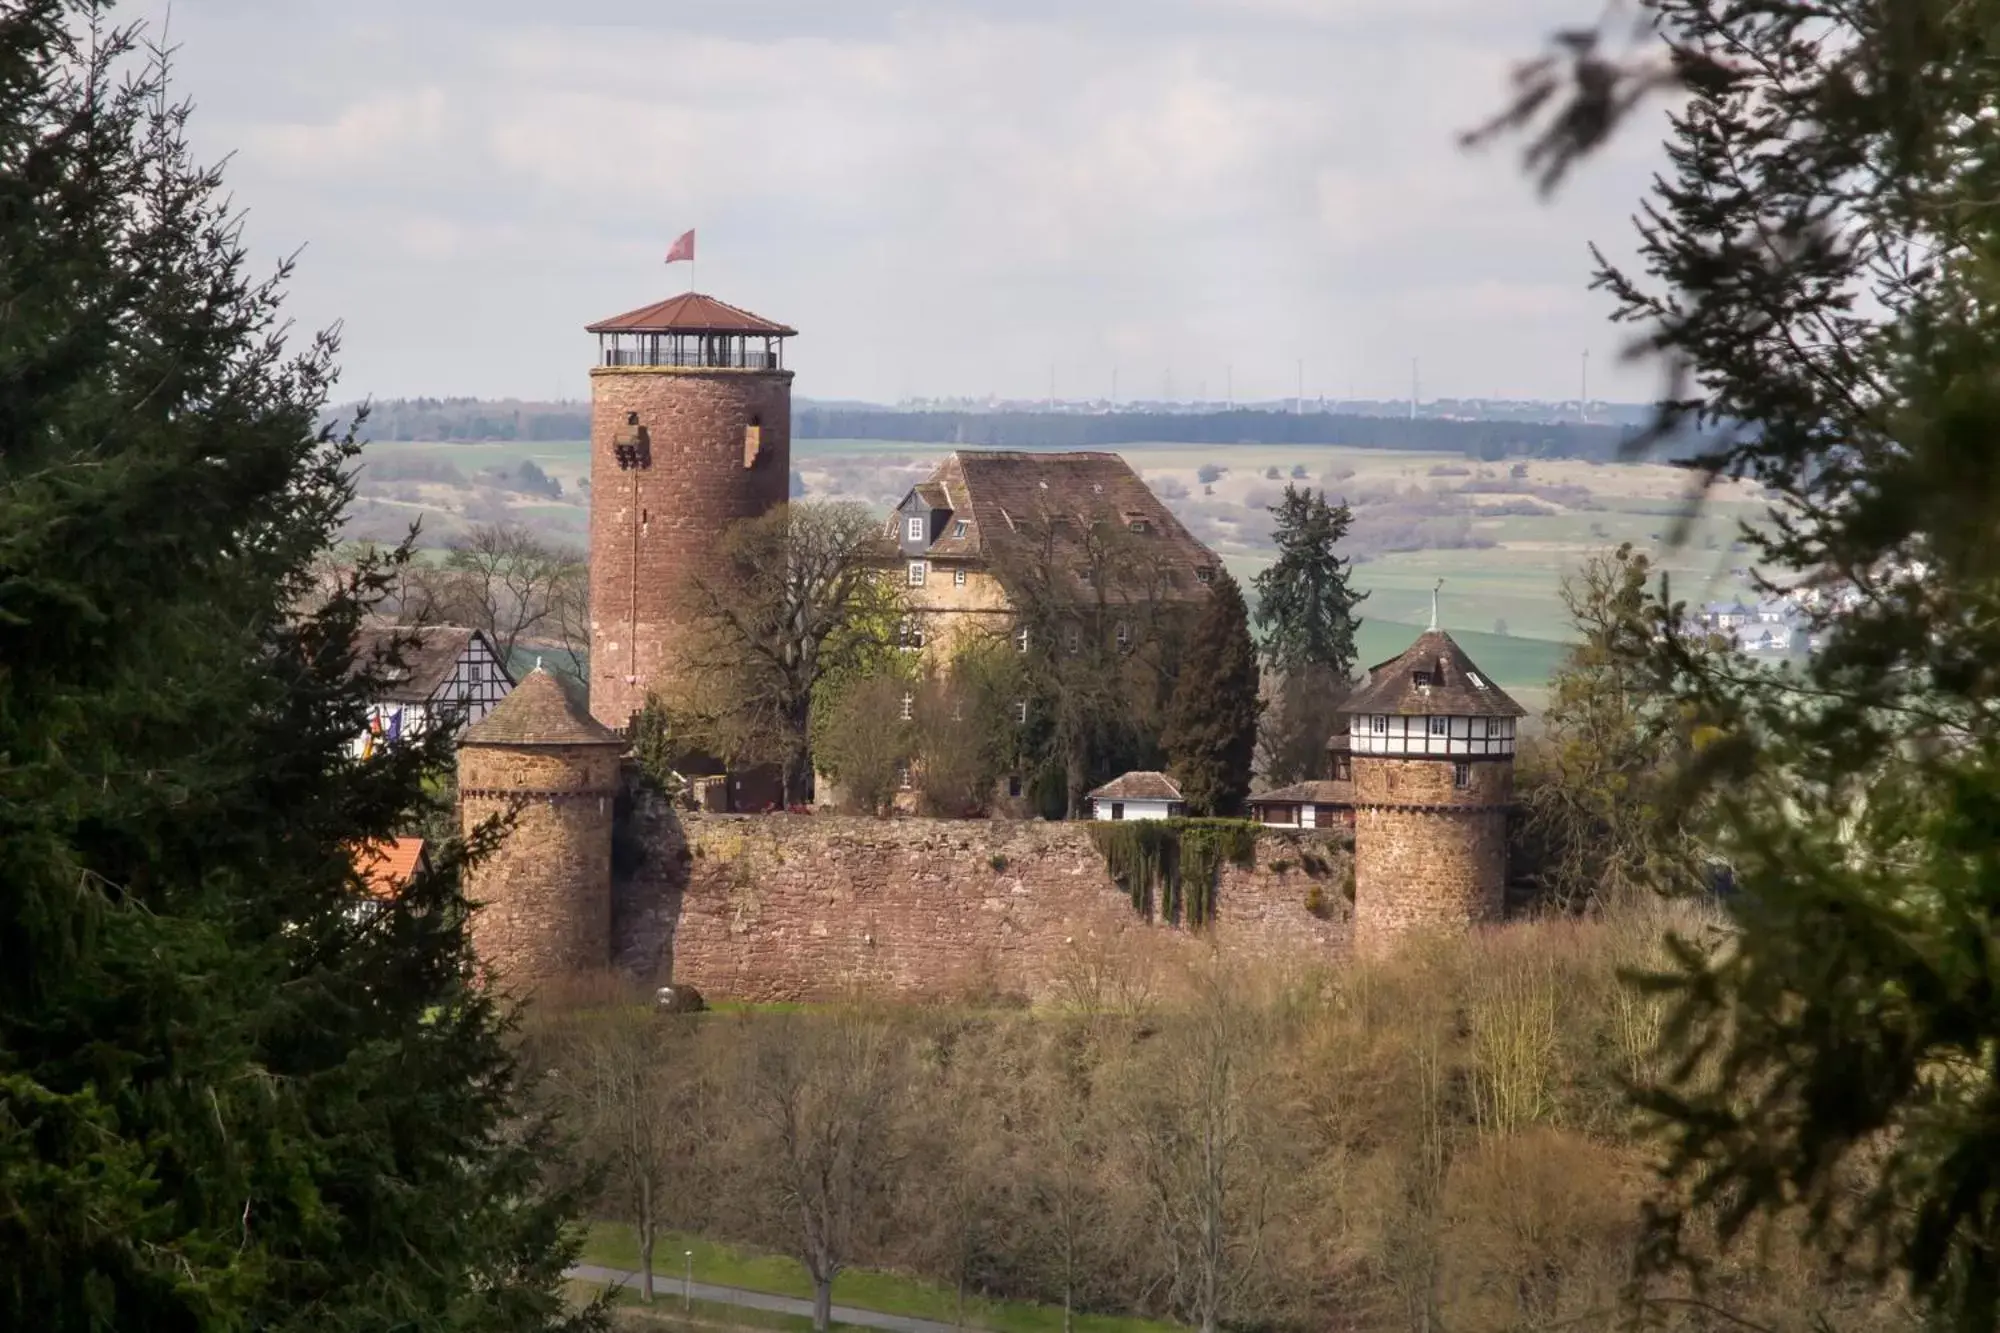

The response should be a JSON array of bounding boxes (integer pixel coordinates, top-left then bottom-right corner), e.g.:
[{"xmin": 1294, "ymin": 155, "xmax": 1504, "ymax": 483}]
[
  {"xmin": 461, "ymin": 667, "xmax": 623, "ymax": 747},
  {"xmin": 1339, "ymin": 630, "xmax": 1528, "ymax": 718}
]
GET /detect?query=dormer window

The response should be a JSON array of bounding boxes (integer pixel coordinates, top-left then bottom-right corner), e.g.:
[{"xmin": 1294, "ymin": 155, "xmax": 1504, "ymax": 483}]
[
  {"xmin": 906, "ymin": 516, "xmax": 925, "ymax": 542},
  {"xmin": 1128, "ymin": 518, "xmax": 1150, "ymax": 534},
  {"xmin": 1412, "ymin": 669, "xmax": 1435, "ymax": 689},
  {"xmin": 1195, "ymin": 567, "xmax": 1214, "ymax": 584},
  {"xmin": 953, "ymin": 520, "xmax": 969, "ymax": 538}
]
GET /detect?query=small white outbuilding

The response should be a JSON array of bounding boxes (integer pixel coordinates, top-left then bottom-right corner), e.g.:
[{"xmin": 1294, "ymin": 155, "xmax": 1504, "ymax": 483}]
[{"xmin": 1086, "ymin": 771, "xmax": 1185, "ymax": 822}]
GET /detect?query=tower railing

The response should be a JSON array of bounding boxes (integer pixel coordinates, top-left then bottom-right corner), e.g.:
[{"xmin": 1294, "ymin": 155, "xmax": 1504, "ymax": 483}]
[{"xmin": 601, "ymin": 346, "xmax": 780, "ymax": 370}]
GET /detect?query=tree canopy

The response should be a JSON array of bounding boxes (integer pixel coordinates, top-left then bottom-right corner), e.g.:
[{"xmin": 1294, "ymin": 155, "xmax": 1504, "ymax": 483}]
[
  {"xmin": 1251, "ymin": 485, "xmax": 1366, "ymax": 680},
  {"xmin": 1163, "ymin": 574, "xmax": 1262, "ymax": 818},
  {"xmin": 1487, "ymin": 1, "xmax": 2000, "ymax": 1325},
  {"xmin": 0, "ymin": 9, "xmax": 596, "ymax": 1329}
]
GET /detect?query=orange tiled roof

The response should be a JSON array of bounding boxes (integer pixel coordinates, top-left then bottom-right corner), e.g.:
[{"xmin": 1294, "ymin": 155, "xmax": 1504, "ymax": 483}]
[
  {"xmin": 353, "ymin": 837, "xmax": 426, "ymax": 901},
  {"xmin": 585, "ymin": 291, "xmax": 796, "ymax": 336}
]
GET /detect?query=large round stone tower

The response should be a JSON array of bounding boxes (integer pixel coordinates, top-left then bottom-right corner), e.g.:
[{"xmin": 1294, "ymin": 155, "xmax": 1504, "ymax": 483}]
[
  {"xmin": 1342, "ymin": 623, "xmax": 1527, "ymax": 955},
  {"xmin": 458, "ymin": 667, "xmax": 625, "ymax": 990},
  {"xmin": 584, "ymin": 291, "xmax": 797, "ymax": 731}
]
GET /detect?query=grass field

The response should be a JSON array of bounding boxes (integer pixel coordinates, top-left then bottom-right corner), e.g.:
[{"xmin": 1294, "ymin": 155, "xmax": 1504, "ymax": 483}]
[
  {"xmin": 582, "ymin": 1223, "xmax": 1177, "ymax": 1333},
  {"xmin": 352, "ymin": 433, "xmax": 1767, "ymax": 694}
]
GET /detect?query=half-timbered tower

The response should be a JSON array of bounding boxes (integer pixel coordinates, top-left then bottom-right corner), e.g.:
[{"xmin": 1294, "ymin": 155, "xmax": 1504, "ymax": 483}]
[
  {"xmin": 584, "ymin": 291, "xmax": 796, "ymax": 731},
  {"xmin": 1341, "ymin": 626, "xmax": 1527, "ymax": 953}
]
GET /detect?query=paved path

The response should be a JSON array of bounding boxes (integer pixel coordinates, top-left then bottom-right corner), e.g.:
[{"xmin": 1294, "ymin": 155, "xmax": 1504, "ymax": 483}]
[{"xmin": 567, "ymin": 1263, "xmax": 963, "ymax": 1333}]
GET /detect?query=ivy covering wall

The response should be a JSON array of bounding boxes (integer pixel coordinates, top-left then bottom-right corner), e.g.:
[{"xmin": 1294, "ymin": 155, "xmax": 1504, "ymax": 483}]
[{"xmin": 1086, "ymin": 819, "xmax": 1261, "ymax": 927}]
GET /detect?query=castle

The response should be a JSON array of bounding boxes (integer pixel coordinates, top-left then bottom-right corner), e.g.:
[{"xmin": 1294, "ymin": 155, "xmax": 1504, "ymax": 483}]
[{"xmin": 457, "ymin": 291, "xmax": 1528, "ymax": 996}]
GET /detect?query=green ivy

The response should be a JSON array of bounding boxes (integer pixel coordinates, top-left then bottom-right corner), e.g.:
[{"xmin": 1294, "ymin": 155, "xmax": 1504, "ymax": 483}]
[{"xmin": 1086, "ymin": 819, "xmax": 1260, "ymax": 927}]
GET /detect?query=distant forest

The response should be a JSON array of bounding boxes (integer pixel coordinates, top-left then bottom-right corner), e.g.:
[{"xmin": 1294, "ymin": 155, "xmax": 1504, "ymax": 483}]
[{"xmin": 339, "ymin": 396, "xmax": 1693, "ymax": 462}]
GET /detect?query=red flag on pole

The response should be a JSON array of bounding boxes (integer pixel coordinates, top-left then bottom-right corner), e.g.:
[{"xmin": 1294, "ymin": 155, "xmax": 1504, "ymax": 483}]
[{"xmin": 665, "ymin": 229, "xmax": 695, "ymax": 264}]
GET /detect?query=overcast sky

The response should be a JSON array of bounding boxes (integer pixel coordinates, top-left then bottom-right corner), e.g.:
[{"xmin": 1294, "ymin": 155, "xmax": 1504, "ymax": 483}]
[{"xmin": 136, "ymin": 0, "xmax": 1675, "ymax": 406}]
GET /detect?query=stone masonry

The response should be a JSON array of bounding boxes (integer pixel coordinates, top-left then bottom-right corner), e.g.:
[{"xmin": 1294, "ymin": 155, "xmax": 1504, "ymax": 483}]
[
  {"xmin": 612, "ymin": 793, "xmax": 1354, "ymax": 1003},
  {"xmin": 587, "ymin": 366, "xmax": 794, "ymax": 730},
  {"xmin": 1349, "ymin": 756, "xmax": 1510, "ymax": 955},
  {"xmin": 461, "ymin": 742, "xmax": 621, "ymax": 988}
]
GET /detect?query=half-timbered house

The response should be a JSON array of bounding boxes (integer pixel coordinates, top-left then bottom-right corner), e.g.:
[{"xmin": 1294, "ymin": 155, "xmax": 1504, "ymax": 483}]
[{"xmin": 350, "ymin": 624, "xmax": 516, "ymax": 757}]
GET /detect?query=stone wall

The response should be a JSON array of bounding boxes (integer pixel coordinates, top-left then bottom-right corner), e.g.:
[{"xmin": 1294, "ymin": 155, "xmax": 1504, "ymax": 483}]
[
  {"xmin": 612, "ymin": 793, "xmax": 1353, "ymax": 1002},
  {"xmin": 461, "ymin": 742, "xmax": 620, "ymax": 989},
  {"xmin": 587, "ymin": 366, "xmax": 794, "ymax": 729}
]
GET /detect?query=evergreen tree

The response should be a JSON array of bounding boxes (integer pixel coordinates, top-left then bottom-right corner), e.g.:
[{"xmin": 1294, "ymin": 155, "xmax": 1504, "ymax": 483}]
[
  {"xmin": 0, "ymin": 10, "xmax": 599, "ymax": 1330},
  {"xmin": 1250, "ymin": 486, "xmax": 1366, "ymax": 678},
  {"xmin": 1162, "ymin": 575, "xmax": 1261, "ymax": 817},
  {"xmin": 1489, "ymin": 2, "xmax": 2000, "ymax": 1325},
  {"xmin": 1256, "ymin": 664, "xmax": 1347, "ymax": 787}
]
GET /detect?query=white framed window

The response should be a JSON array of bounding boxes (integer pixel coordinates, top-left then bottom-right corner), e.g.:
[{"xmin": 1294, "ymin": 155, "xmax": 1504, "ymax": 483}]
[
  {"xmin": 899, "ymin": 692, "xmax": 914, "ymax": 721},
  {"xmin": 953, "ymin": 567, "xmax": 967, "ymax": 586},
  {"xmin": 1115, "ymin": 623, "xmax": 1130, "ymax": 650},
  {"xmin": 897, "ymin": 764, "xmax": 913, "ymax": 789},
  {"xmin": 899, "ymin": 620, "xmax": 924, "ymax": 651},
  {"xmin": 1014, "ymin": 626, "xmax": 1029, "ymax": 654},
  {"xmin": 1453, "ymin": 762, "xmax": 1471, "ymax": 789},
  {"xmin": 1014, "ymin": 699, "xmax": 1029, "ymax": 724},
  {"xmin": 906, "ymin": 516, "xmax": 925, "ymax": 542},
  {"xmin": 1467, "ymin": 671, "xmax": 1487, "ymax": 689},
  {"xmin": 1196, "ymin": 566, "xmax": 1214, "ymax": 584},
  {"xmin": 1371, "ymin": 715, "xmax": 1387, "ymax": 733},
  {"xmin": 953, "ymin": 519, "xmax": 969, "ymax": 538},
  {"xmin": 907, "ymin": 560, "xmax": 926, "ymax": 586},
  {"xmin": 1429, "ymin": 716, "xmax": 1448, "ymax": 736}
]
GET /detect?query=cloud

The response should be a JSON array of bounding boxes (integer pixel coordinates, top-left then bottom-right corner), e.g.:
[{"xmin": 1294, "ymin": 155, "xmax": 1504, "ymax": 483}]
[{"xmin": 140, "ymin": 0, "xmax": 1672, "ymax": 405}]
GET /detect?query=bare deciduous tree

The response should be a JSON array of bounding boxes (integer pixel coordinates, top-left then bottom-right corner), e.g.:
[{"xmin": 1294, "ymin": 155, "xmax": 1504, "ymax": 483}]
[
  {"xmin": 674, "ymin": 501, "xmax": 902, "ymax": 805},
  {"xmin": 548, "ymin": 1009, "xmax": 677, "ymax": 1303},
  {"xmin": 1113, "ymin": 969, "xmax": 1283, "ymax": 1333},
  {"xmin": 732, "ymin": 1012, "xmax": 908, "ymax": 1333}
]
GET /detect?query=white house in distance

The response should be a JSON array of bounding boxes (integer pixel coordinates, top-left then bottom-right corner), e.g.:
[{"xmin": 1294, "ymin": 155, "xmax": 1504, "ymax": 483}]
[
  {"xmin": 350, "ymin": 624, "xmax": 515, "ymax": 758},
  {"xmin": 1087, "ymin": 771, "xmax": 1185, "ymax": 821}
]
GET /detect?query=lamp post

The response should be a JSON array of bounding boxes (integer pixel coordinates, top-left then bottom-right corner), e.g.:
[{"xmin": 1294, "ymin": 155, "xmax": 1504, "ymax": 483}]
[{"xmin": 683, "ymin": 1250, "xmax": 694, "ymax": 1312}]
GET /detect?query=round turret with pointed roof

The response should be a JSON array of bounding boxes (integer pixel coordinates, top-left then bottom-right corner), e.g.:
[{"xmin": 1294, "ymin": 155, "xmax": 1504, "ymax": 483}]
[{"xmin": 457, "ymin": 666, "xmax": 623, "ymax": 991}]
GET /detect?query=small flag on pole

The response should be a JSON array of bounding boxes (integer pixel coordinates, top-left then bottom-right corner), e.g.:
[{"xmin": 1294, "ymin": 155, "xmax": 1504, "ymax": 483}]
[{"xmin": 665, "ymin": 229, "xmax": 695, "ymax": 264}]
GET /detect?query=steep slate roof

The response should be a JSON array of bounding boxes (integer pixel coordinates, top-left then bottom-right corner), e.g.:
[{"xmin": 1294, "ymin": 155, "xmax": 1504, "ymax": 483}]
[
  {"xmin": 1250, "ymin": 780, "xmax": 1351, "ymax": 806},
  {"xmin": 894, "ymin": 450, "xmax": 1219, "ymax": 596},
  {"xmin": 1088, "ymin": 771, "xmax": 1184, "ymax": 802},
  {"xmin": 585, "ymin": 291, "xmax": 797, "ymax": 336},
  {"xmin": 352, "ymin": 624, "xmax": 504, "ymax": 704},
  {"xmin": 352, "ymin": 837, "xmax": 427, "ymax": 901},
  {"xmin": 1339, "ymin": 629, "xmax": 1528, "ymax": 718},
  {"xmin": 461, "ymin": 667, "xmax": 623, "ymax": 747}
]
